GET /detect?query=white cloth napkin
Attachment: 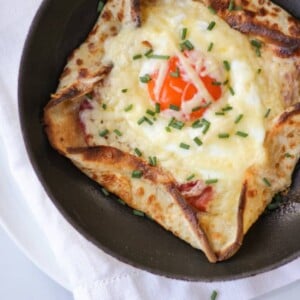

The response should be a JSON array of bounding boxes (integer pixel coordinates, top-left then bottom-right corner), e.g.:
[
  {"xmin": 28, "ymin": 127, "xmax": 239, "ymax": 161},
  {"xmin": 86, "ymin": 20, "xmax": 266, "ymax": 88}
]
[{"xmin": 0, "ymin": 1, "xmax": 300, "ymax": 299}]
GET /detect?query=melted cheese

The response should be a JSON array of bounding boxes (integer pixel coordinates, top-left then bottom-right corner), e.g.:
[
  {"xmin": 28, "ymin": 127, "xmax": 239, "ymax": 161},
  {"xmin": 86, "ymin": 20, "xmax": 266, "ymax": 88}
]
[{"xmin": 80, "ymin": 0, "xmax": 282, "ymax": 208}]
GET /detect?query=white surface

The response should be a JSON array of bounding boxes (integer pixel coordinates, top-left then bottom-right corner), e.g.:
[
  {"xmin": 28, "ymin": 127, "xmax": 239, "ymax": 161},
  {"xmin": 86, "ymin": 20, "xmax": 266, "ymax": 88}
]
[
  {"xmin": 0, "ymin": 0, "xmax": 300, "ymax": 299},
  {"xmin": 0, "ymin": 225, "xmax": 72, "ymax": 300}
]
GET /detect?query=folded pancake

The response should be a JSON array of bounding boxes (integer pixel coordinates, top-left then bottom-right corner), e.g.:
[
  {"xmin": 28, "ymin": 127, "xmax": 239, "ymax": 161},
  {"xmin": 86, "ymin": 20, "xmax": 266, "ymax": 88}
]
[{"xmin": 44, "ymin": 0, "xmax": 300, "ymax": 262}]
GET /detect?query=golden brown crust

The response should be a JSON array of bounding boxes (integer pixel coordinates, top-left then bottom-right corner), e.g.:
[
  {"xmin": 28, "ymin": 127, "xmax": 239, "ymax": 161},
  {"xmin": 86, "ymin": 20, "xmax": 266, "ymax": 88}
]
[
  {"xmin": 66, "ymin": 145, "xmax": 217, "ymax": 262},
  {"xmin": 201, "ymin": 0, "xmax": 300, "ymax": 57}
]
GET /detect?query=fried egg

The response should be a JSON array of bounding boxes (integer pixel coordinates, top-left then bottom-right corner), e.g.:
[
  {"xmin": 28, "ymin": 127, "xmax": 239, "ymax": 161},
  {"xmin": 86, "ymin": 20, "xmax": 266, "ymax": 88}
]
[{"xmin": 78, "ymin": 0, "xmax": 281, "ymax": 214}]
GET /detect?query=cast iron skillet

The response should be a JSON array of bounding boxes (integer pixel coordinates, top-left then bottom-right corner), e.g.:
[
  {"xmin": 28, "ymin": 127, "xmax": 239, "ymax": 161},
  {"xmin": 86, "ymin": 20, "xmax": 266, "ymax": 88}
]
[{"xmin": 19, "ymin": 0, "xmax": 300, "ymax": 281}]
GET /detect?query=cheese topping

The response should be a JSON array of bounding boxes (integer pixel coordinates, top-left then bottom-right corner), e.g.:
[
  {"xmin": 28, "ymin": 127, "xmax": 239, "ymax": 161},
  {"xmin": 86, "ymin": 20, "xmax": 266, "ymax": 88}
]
[{"xmin": 79, "ymin": 0, "xmax": 282, "ymax": 208}]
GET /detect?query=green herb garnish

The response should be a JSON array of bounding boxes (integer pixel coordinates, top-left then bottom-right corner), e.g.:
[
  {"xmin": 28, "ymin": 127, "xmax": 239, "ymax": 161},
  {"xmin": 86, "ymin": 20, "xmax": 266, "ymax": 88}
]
[
  {"xmin": 186, "ymin": 174, "xmax": 196, "ymax": 181},
  {"xmin": 132, "ymin": 170, "xmax": 143, "ymax": 179},
  {"xmin": 179, "ymin": 143, "xmax": 190, "ymax": 150},
  {"xmin": 134, "ymin": 148, "xmax": 142, "ymax": 157},
  {"xmin": 263, "ymin": 177, "xmax": 271, "ymax": 187},
  {"xmin": 169, "ymin": 104, "xmax": 180, "ymax": 111},
  {"xmin": 101, "ymin": 188, "xmax": 109, "ymax": 196},
  {"xmin": 208, "ymin": 42, "xmax": 214, "ymax": 52},
  {"xmin": 181, "ymin": 28, "xmax": 188, "ymax": 40},
  {"xmin": 207, "ymin": 21, "xmax": 216, "ymax": 30},
  {"xmin": 97, "ymin": 0, "xmax": 105, "ymax": 13},
  {"xmin": 114, "ymin": 129, "xmax": 122, "ymax": 137},
  {"xmin": 211, "ymin": 290, "xmax": 218, "ymax": 300},
  {"xmin": 264, "ymin": 108, "xmax": 271, "ymax": 118},
  {"xmin": 149, "ymin": 156, "xmax": 157, "ymax": 166},
  {"xmin": 223, "ymin": 60, "xmax": 231, "ymax": 71},
  {"xmin": 234, "ymin": 114, "xmax": 244, "ymax": 124},
  {"xmin": 236, "ymin": 131, "xmax": 248, "ymax": 138},
  {"xmin": 218, "ymin": 133, "xmax": 230, "ymax": 139},
  {"xmin": 193, "ymin": 137, "xmax": 203, "ymax": 146},
  {"xmin": 170, "ymin": 67, "xmax": 180, "ymax": 78},
  {"xmin": 133, "ymin": 209, "xmax": 144, "ymax": 217},
  {"xmin": 99, "ymin": 129, "xmax": 109, "ymax": 137},
  {"xmin": 124, "ymin": 104, "xmax": 133, "ymax": 112},
  {"xmin": 140, "ymin": 74, "xmax": 151, "ymax": 83},
  {"xmin": 133, "ymin": 54, "xmax": 143, "ymax": 60},
  {"xmin": 206, "ymin": 179, "xmax": 218, "ymax": 184},
  {"xmin": 181, "ymin": 40, "xmax": 194, "ymax": 51}
]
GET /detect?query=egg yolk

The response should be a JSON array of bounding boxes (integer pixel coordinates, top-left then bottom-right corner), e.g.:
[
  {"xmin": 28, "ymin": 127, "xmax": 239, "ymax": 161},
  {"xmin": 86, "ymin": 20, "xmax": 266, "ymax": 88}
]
[{"xmin": 147, "ymin": 55, "xmax": 222, "ymax": 120}]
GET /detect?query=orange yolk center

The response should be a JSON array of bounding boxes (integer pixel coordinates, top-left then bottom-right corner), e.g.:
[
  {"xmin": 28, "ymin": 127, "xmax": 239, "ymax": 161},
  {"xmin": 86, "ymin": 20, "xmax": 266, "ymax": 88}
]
[{"xmin": 147, "ymin": 55, "xmax": 222, "ymax": 120}]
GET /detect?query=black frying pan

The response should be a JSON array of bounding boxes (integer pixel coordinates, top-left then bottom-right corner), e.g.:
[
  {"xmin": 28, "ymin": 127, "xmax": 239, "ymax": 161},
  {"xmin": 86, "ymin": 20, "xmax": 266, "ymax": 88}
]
[{"xmin": 18, "ymin": 0, "xmax": 300, "ymax": 281}]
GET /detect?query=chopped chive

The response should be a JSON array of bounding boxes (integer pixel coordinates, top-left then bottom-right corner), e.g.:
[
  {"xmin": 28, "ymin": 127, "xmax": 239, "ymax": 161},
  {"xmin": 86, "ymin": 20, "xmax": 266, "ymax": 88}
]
[
  {"xmin": 144, "ymin": 48, "xmax": 154, "ymax": 57},
  {"xmin": 192, "ymin": 119, "xmax": 202, "ymax": 128},
  {"xmin": 124, "ymin": 104, "xmax": 133, "ymax": 112},
  {"xmin": 133, "ymin": 209, "xmax": 144, "ymax": 217},
  {"xmin": 170, "ymin": 67, "xmax": 180, "ymax": 78},
  {"xmin": 257, "ymin": 68, "xmax": 262, "ymax": 74},
  {"xmin": 193, "ymin": 102, "xmax": 211, "ymax": 110},
  {"xmin": 285, "ymin": 152, "xmax": 293, "ymax": 158},
  {"xmin": 149, "ymin": 156, "xmax": 157, "ymax": 166},
  {"xmin": 144, "ymin": 116, "xmax": 153, "ymax": 125},
  {"xmin": 99, "ymin": 129, "xmax": 109, "ymax": 137},
  {"xmin": 181, "ymin": 27, "xmax": 188, "ymax": 40},
  {"xmin": 170, "ymin": 120, "xmax": 185, "ymax": 130},
  {"xmin": 223, "ymin": 79, "xmax": 229, "ymax": 85},
  {"xmin": 251, "ymin": 39, "xmax": 262, "ymax": 48},
  {"xmin": 236, "ymin": 131, "xmax": 248, "ymax": 137},
  {"xmin": 211, "ymin": 290, "xmax": 218, "ymax": 300},
  {"xmin": 264, "ymin": 108, "xmax": 271, "ymax": 118},
  {"xmin": 165, "ymin": 126, "xmax": 171, "ymax": 132},
  {"xmin": 193, "ymin": 137, "xmax": 203, "ymax": 146},
  {"xmin": 146, "ymin": 109, "xmax": 156, "ymax": 116},
  {"xmin": 181, "ymin": 40, "xmax": 194, "ymax": 51},
  {"xmin": 121, "ymin": 88, "xmax": 128, "ymax": 93},
  {"xmin": 97, "ymin": 0, "xmax": 105, "ymax": 13},
  {"xmin": 117, "ymin": 198, "xmax": 126, "ymax": 205},
  {"xmin": 101, "ymin": 188, "xmax": 109, "ymax": 196},
  {"xmin": 192, "ymin": 106, "xmax": 202, "ymax": 112},
  {"xmin": 212, "ymin": 81, "xmax": 222, "ymax": 86},
  {"xmin": 251, "ymin": 39, "xmax": 263, "ymax": 57},
  {"xmin": 222, "ymin": 105, "xmax": 233, "ymax": 111},
  {"xmin": 169, "ymin": 104, "xmax": 180, "ymax": 111},
  {"xmin": 132, "ymin": 170, "xmax": 143, "ymax": 178},
  {"xmin": 155, "ymin": 103, "xmax": 161, "ymax": 113},
  {"xmin": 133, "ymin": 54, "xmax": 142, "ymax": 60},
  {"xmin": 180, "ymin": 143, "xmax": 190, "ymax": 150},
  {"xmin": 207, "ymin": 21, "xmax": 216, "ymax": 30},
  {"xmin": 228, "ymin": 0, "xmax": 235, "ymax": 11},
  {"xmin": 86, "ymin": 93, "xmax": 93, "ymax": 99},
  {"xmin": 208, "ymin": 42, "xmax": 214, "ymax": 52},
  {"xmin": 218, "ymin": 133, "xmax": 230, "ymax": 138},
  {"xmin": 140, "ymin": 74, "xmax": 151, "ymax": 83},
  {"xmin": 206, "ymin": 179, "xmax": 218, "ymax": 184},
  {"xmin": 102, "ymin": 103, "xmax": 107, "ymax": 110},
  {"xmin": 267, "ymin": 194, "xmax": 282, "ymax": 211},
  {"xmin": 147, "ymin": 54, "xmax": 170, "ymax": 60},
  {"xmin": 235, "ymin": 114, "xmax": 244, "ymax": 124},
  {"xmin": 168, "ymin": 117, "xmax": 175, "ymax": 127},
  {"xmin": 208, "ymin": 5, "xmax": 217, "ymax": 14},
  {"xmin": 134, "ymin": 148, "xmax": 142, "ymax": 157},
  {"xmin": 202, "ymin": 119, "xmax": 211, "ymax": 134},
  {"xmin": 186, "ymin": 174, "xmax": 196, "ymax": 181},
  {"xmin": 138, "ymin": 116, "xmax": 146, "ymax": 125},
  {"xmin": 114, "ymin": 129, "xmax": 122, "ymax": 136},
  {"xmin": 223, "ymin": 60, "xmax": 231, "ymax": 71},
  {"xmin": 215, "ymin": 112, "xmax": 225, "ymax": 116},
  {"xmin": 263, "ymin": 177, "xmax": 271, "ymax": 187},
  {"xmin": 228, "ymin": 86, "xmax": 235, "ymax": 95}
]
